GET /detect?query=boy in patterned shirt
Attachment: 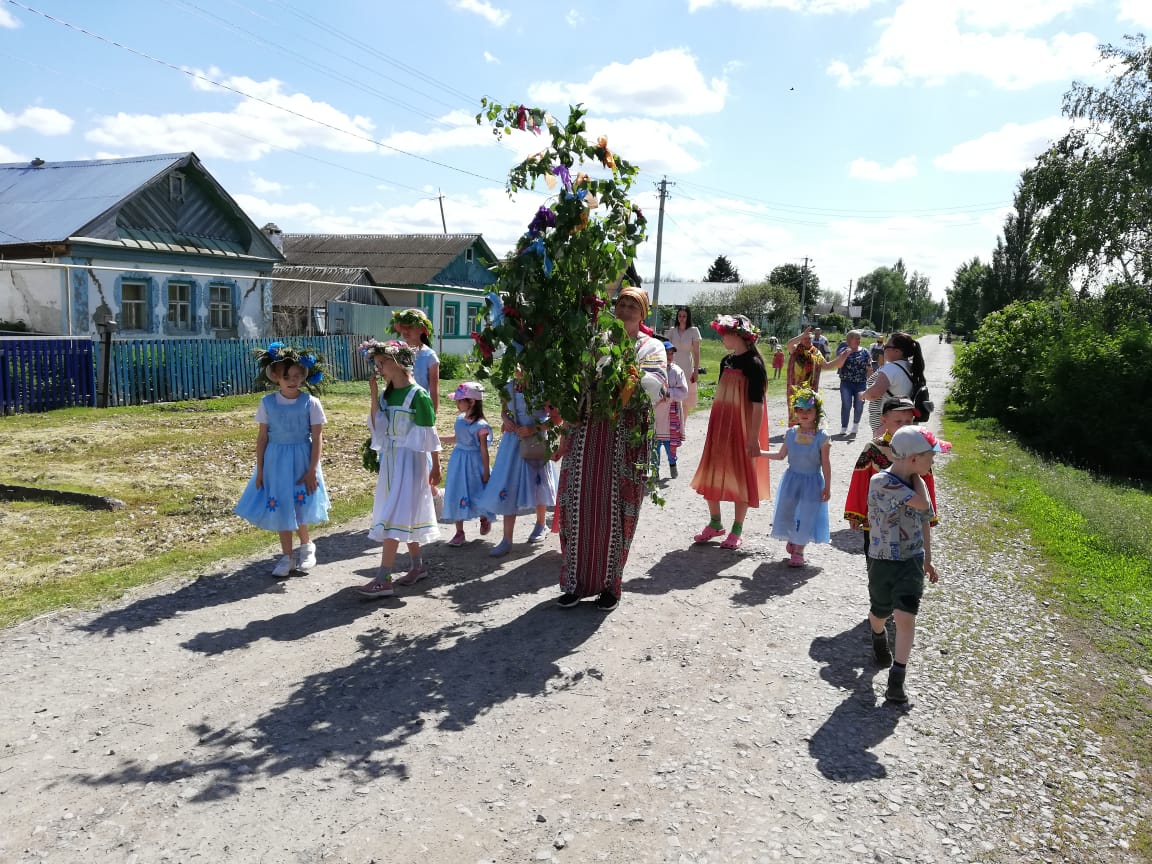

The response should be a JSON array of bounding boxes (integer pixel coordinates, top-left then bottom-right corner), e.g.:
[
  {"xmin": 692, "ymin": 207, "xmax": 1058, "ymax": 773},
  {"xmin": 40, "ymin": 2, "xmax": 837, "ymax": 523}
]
[{"xmin": 866, "ymin": 425, "xmax": 943, "ymax": 704}]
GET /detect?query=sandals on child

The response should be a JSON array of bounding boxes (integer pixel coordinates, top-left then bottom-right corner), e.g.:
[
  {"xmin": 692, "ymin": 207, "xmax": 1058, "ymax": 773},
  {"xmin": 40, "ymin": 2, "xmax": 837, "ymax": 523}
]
[
  {"xmin": 448, "ymin": 531, "xmax": 466, "ymax": 547},
  {"xmin": 357, "ymin": 580, "xmax": 395, "ymax": 598},
  {"xmin": 720, "ymin": 533, "xmax": 743, "ymax": 550},
  {"xmin": 693, "ymin": 525, "xmax": 726, "ymax": 543}
]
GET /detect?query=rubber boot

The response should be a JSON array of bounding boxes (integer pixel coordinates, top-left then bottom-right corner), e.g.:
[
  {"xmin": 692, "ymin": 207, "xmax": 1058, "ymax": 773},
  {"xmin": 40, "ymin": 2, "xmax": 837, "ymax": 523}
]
[{"xmin": 885, "ymin": 665, "xmax": 908, "ymax": 704}]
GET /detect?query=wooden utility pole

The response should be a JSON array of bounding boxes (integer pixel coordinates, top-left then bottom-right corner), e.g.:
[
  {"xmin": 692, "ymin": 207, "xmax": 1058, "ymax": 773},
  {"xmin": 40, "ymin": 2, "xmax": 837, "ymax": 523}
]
[
  {"xmin": 437, "ymin": 190, "xmax": 447, "ymax": 234},
  {"xmin": 650, "ymin": 176, "xmax": 673, "ymax": 331}
]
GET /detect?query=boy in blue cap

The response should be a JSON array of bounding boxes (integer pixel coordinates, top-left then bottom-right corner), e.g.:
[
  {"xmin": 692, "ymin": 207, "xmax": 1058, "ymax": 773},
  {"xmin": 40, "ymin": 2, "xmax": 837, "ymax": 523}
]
[{"xmin": 866, "ymin": 425, "xmax": 943, "ymax": 704}]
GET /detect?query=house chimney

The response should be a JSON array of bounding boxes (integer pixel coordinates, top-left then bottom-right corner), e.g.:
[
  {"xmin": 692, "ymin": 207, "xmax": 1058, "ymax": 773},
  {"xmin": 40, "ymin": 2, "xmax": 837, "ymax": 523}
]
[{"xmin": 261, "ymin": 222, "xmax": 283, "ymax": 252}]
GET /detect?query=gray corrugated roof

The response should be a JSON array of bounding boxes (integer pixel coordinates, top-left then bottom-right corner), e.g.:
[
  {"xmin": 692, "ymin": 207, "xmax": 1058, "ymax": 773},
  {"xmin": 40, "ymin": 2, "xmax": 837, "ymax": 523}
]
[
  {"xmin": 271, "ymin": 265, "xmax": 377, "ymax": 305},
  {"xmin": 282, "ymin": 233, "xmax": 491, "ymax": 286},
  {"xmin": 0, "ymin": 153, "xmax": 189, "ymax": 244}
]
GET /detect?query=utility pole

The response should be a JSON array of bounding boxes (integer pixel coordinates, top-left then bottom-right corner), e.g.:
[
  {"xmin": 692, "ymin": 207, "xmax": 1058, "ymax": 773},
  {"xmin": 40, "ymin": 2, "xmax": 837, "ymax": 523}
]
[
  {"xmin": 846, "ymin": 279, "xmax": 853, "ymax": 319},
  {"xmin": 651, "ymin": 176, "xmax": 673, "ymax": 331},
  {"xmin": 437, "ymin": 189, "xmax": 447, "ymax": 234},
  {"xmin": 799, "ymin": 256, "xmax": 810, "ymax": 332}
]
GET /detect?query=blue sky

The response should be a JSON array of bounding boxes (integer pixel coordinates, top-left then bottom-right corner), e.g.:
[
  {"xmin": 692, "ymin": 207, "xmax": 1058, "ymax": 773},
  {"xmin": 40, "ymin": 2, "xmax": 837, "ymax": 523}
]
[{"xmin": 1, "ymin": 0, "xmax": 1148, "ymax": 305}]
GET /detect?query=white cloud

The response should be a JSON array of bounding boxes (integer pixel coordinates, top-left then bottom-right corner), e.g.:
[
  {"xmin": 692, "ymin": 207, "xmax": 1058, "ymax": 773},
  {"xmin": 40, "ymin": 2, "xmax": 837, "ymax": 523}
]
[
  {"xmin": 453, "ymin": 0, "xmax": 510, "ymax": 26},
  {"xmin": 688, "ymin": 0, "xmax": 880, "ymax": 11},
  {"xmin": 249, "ymin": 174, "xmax": 285, "ymax": 195},
  {"xmin": 934, "ymin": 116, "xmax": 1075, "ymax": 172},
  {"xmin": 827, "ymin": 0, "xmax": 1102, "ymax": 90},
  {"xmin": 529, "ymin": 49, "xmax": 728, "ymax": 117},
  {"xmin": 0, "ymin": 106, "xmax": 74, "ymax": 136},
  {"xmin": 849, "ymin": 155, "xmax": 918, "ymax": 181},
  {"xmin": 86, "ymin": 72, "xmax": 378, "ymax": 161},
  {"xmin": 566, "ymin": 8, "xmax": 584, "ymax": 26},
  {"xmin": 483, "ymin": 50, "xmax": 500, "ymax": 64},
  {"xmin": 0, "ymin": 7, "xmax": 20, "ymax": 27},
  {"xmin": 0, "ymin": 143, "xmax": 28, "ymax": 163},
  {"xmin": 1119, "ymin": 0, "xmax": 1152, "ymax": 28}
]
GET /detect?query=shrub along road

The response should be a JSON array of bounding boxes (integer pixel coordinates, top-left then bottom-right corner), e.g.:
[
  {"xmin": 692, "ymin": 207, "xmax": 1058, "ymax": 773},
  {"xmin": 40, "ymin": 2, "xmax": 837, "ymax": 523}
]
[{"xmin": 0, "ymin": 340, "xmax": 1145, "ymax": 864}]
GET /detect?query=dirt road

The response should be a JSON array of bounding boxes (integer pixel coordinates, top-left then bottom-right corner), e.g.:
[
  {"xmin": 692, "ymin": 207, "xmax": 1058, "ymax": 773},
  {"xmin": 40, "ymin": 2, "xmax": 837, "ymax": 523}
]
[{"xmin": 1, "ymin": 340, "xmax": 1144, "ymax": 864}]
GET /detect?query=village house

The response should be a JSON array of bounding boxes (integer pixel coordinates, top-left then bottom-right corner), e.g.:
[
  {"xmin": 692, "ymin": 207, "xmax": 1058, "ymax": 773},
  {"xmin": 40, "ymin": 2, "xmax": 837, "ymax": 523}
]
[
  {"xmin": 0, "ymin": 152, "xmax": 282, "ymax": 338},
  {"xmin": 272, "ymin": 232, "xmax": 499, "ymax": 355}
]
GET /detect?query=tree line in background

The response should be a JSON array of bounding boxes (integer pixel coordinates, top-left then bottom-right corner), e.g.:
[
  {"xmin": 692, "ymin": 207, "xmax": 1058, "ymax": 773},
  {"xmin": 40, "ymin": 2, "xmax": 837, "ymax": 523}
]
[
  {"xmin": 948, "ymin": 35, "xmax": 1152, "ymax": 480},
  {"xmin": 676, "ymin": 256, "xmax": 942, "ymax": 339}
]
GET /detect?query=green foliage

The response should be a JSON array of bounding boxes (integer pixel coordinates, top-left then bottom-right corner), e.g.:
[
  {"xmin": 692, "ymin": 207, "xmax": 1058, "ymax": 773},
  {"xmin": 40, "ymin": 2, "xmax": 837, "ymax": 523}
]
[
  {"xmin": 1021, "ymin": 35, "xmax": 1152, "ymax": 291},
  {"xmin": 768, "ymin": 263, "xmax": 820, "ymax": 309},
  {"xmin": 945, "ymin": 257, "xmax": 987, "ymax": 334},
  {"xmin": 816, "ymin": 313, "xmax": 850, "ymax": 332},
  {"xmin": 438, "ymin": 352, "xmax": 466, "ymax": 379},
  {"xmin": 705, "ymin": 255, "xmax": 740, "ymax": 283},
  {"xmin": 951, "ymin": 297, "xmax": 1152, "ymax": 478},
  {"xmin": 471, "ymin": 101, "xmax": 647, "ymax": 427}
]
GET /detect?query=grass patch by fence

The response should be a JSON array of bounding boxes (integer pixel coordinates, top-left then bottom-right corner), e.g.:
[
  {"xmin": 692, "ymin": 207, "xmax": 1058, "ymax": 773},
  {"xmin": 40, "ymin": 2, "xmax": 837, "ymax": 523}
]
[
  {"xmin": 941, "ymin": 412, "xmax": 1152, "ymax": 763},
  {"xmin": 0, "ymin": 378, "xmax": 501, "ymax": 628}
]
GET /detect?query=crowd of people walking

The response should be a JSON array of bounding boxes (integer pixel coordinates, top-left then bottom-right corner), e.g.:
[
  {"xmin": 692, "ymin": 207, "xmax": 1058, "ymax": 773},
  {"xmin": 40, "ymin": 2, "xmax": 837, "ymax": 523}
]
[{"xmin": 231, "ymin": 295, "xmax": 944, "ymax": 704}]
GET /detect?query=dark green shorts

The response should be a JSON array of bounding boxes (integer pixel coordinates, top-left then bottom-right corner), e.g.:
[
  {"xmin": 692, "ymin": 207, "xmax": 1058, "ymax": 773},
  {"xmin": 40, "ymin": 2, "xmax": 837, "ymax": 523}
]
[{"xmin": 867, "ymin": 556, "xmax": 925, "ymax": 617}]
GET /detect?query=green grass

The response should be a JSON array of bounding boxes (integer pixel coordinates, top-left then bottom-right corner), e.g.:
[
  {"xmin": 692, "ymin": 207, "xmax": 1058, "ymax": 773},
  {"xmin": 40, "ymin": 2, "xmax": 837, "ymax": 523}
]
[
  {"xmin": 0, "ymin": 378, "xmax": 491, "ymax": 628},
  {"xmin": 941, "ymin": 411, "xmax": 1152, "ymax": 772}
]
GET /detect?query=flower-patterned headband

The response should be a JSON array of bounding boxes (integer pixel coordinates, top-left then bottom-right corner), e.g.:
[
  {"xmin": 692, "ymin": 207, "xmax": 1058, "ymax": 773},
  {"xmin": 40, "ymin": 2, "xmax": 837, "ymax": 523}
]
[{"xmin": 711, "ymin": 314, "xmax": 760, "ymax": 343}]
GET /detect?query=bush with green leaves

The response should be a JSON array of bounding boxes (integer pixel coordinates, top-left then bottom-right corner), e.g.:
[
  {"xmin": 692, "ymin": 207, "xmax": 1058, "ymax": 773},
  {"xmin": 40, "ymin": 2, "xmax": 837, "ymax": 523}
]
[
  {"xmin": 952, "ymin": 296, "xmax": 1152, "ymax": 478},
  {"xmin": 438, "ymin": 352, "xmax": 466, "ymax": 380},
  {"xmin": 470, "ymin": 101, "xmax": 648, "ymax": 427}
]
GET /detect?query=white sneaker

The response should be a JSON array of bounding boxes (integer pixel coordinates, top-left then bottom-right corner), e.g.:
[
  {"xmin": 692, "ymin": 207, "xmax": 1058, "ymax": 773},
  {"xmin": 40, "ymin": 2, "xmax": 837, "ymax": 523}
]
[
  {"xmin": 850, "ymin": 423, "xmax": 859, "ymax": 435},
  {"xmin": 271, "ymin": 554, "xmax": 293, "ymax": 578},
  {"xmin": 840, "ymin": 427, "xmax": 849, "ymax": 436},
  {"xmin": 297, "ymin": 542, "xmax": 317, "ymax": 571}
]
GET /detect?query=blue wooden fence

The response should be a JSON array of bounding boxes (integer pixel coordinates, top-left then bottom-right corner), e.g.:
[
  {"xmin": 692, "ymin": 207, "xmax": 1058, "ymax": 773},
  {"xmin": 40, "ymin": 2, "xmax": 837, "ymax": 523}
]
[
  {"xmin": 0, "ymin": 338, "xmax": 96, "ymax": 414},
  {"xmin": 0, "ymin": 335, "xmax": 374, "ymax": 413}
]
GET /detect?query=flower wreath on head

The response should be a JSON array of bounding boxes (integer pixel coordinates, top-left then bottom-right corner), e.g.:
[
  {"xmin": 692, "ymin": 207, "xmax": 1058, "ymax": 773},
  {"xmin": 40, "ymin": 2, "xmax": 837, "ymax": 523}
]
[
  {"xmin": 252, "ymin": 341, "xmax": 330, "ymax": 392},
  {"xmin": 711, "ymin": 314, "xmax": 760, "ymax": 343},
  {"xmin": 790, "ymin": 385, "xmax": 825, "ymax": 425},
  {"xmin": 390, "ymin": 308, "xmax": 434, "ymax": 340},
  {"xmin": 360, "ymin": 338, "xmax": 415, "ymax": 368}
]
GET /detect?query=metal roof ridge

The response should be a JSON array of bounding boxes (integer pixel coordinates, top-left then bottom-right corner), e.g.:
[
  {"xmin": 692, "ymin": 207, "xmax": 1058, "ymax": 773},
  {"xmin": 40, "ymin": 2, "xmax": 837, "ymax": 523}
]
[{"xmin": 0, "ymin": 152, "xmax": 191, "ymax": 169}]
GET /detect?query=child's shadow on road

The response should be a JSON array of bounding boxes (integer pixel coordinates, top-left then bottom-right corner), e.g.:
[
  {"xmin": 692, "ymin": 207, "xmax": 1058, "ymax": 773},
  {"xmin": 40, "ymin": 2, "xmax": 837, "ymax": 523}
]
[
  {"xmin": 625, "ymin": 548, "xmax": 820, "ymax": 606},
  {"xmin": 807, "ymin": 620, "xmax": 905, "ymax": 782}
]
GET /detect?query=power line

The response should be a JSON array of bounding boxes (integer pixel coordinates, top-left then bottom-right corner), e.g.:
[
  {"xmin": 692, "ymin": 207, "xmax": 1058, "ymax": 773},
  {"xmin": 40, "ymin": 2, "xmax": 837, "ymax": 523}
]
[{"xmin": 5, "ymin": 0, "xmax": 507, "ymax": 186}]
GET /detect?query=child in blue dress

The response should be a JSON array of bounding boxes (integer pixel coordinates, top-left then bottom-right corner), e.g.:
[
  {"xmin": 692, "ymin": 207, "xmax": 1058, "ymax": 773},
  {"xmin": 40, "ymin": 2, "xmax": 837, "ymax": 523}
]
[
  {"xmin": 392, "ymin": 308, "xmax": 440, "ymax": 415},
  {"xmin": 234, "ymin": 343, "xmax": 331, "ymax": 578},
  {"xmin": 478, "ymin": 373, "xmax": 557, "ymax": 557},
  {"xmin": 440, "ymin": 381, "xmax": 494, "ymax": 547},
  {"xmin": 766, "ymin": 386, "xmax": 832, "ymax": 567},
  {"xmin": 355, "ymin": 340, "xmax": 442, "ymax": 599}
]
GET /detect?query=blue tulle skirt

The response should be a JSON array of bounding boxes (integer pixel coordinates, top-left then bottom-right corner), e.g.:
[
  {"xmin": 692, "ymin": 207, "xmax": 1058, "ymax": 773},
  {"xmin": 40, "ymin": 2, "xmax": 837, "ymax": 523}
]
[{"xmin": 770, "ymin": 469, "xmax": 830, "ymax": 545}]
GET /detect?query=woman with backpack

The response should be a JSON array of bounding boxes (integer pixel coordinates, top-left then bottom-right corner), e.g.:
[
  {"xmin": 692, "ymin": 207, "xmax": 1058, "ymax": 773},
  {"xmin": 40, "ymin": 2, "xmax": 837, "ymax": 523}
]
[{"xmin": 861, "ymin": 332, "xmax": 926, "ymax": 436}]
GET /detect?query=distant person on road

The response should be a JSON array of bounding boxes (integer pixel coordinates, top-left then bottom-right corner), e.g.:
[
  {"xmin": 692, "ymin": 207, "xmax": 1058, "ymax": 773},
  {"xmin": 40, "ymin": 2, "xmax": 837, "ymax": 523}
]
[
  {"xmin": 869, "ymin": 338, "xmax": 884, "ymax": 372},
  {"xmin": 665, "ymin": 306, "xmax": 702, "ymax": 420},
  {"xmin": 771, "ymin": 346, "xmax": 785, "ymax": 379},
  {"xmin": 861, "ymin": 332, "xmax": 925, "ymax": 437},
  {"xmin": 784, "ymin": 326, "xmax": 824, "ymax": 426},
  {"xmin": 866, "ymin": 425, "xmax": 943, "ymax": 704},
  {"xmin": 234, "ymin": 344, "xmax": 331, "ymax": 578},
  {"xmin": 690, "ymin": 314, "xmax": 770, "ymax": 551},
  {"xmin": 812, "ymin": 327, "xmax": 831, "ymax": 360},
  {"xmin": 821, "ymin": 329, "xmax": 872, "ymax": 436},
  {"xmin": 765, "ymin": 386, "xmax": 831, "ymax": 567}
]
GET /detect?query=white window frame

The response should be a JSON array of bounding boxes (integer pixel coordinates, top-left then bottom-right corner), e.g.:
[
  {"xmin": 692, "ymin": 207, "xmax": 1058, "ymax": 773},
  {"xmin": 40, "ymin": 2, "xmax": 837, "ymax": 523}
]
[
  {"xmin": 121, "ymin": 281, "xmax": 148, "ymax": 331},
  {"xmin": 209, "ymin": 284, "xmax": 233, "ymax": 330},
  {"xmin": 168, "ymin": 282, "xmax": 192, "ymax": 331}
]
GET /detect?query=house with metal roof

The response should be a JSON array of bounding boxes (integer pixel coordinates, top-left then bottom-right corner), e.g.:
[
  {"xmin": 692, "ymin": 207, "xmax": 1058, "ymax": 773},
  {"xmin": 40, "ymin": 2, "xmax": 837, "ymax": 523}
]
[
  {"xmin": 273, "ymin": 232, "xmax": 499, "ymax": 356},
  {"xmin": 0, "ymin": 152, "xmax": 282, "ymax": 337}
]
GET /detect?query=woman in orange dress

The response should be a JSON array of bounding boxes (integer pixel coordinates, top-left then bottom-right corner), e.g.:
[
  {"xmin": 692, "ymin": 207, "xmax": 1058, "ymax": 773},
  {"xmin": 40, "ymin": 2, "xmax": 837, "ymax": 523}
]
[{"xmin": 689, "ymin": 314, "xmax": 770, "ymax": 550}]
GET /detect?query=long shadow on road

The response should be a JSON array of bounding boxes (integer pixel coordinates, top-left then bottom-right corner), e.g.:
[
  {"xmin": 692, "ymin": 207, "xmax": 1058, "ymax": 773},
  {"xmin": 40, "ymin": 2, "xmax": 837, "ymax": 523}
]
[
  {"xmin": 78, "ymin": 529, "xmax": 378, "ymax": 636},
  {"xmin": 71, "ymin": 599, "xmax": 604, "ymax": 801},
  {"xmin": 807, "ymin": 620, "xmax": 904, "ymax": 782},
  {"xmin": 626, "ymin": 547, "xmax": 820, "ymax": 606}
]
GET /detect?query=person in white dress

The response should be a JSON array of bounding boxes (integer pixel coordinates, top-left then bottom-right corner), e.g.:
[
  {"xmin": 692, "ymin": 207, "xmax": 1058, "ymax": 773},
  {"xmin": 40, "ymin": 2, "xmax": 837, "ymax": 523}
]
[{"xmin": 665, "ymin": 306, "xmax": 702, "ymax": 419}]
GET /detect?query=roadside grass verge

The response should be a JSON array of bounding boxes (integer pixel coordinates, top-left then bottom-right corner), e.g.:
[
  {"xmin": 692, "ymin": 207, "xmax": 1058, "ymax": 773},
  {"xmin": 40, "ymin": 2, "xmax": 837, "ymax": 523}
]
[
  {"xmin": 941, "ymin": 411, "xmax": 1152, "ymax": 764},
  {"xmin": 0, "ymin": 378, "xmax": 498, "ymax": 628}
]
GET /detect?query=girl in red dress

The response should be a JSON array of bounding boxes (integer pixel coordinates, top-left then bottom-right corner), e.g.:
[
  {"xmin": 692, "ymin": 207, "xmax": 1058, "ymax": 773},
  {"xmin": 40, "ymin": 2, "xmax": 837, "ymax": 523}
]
[{"xmin": 689, "ymin": 314, "xmax": 771, "ymax": 550}]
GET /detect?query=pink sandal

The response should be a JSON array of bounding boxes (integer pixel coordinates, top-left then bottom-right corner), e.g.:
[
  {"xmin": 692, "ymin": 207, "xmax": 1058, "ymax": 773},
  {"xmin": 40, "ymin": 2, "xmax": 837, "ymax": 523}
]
[
  {"xmin": 693, "ymin": 525, "xmax": 726, "ymax": 543},
  {"xmin": 720, "ymin": 533, "xmax": 743, "ymax": 550},
  {"xmin": 448, "ymin": 531, "xmax": 466, "ymax": 547},
  {"xmin": 479, "ymin": 516, "xmax": 491, "ymax": 536},
  {"xmin": 788, "ymin": 551, "xmax": 806, "ymax": 568}
]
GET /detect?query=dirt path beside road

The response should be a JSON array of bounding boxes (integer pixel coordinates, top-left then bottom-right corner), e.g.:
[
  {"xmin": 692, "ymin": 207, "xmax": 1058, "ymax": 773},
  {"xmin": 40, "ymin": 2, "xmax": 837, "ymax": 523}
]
[{"xmin": 1, "ymin": 340, "xmax": 1144, "ymax": 864}]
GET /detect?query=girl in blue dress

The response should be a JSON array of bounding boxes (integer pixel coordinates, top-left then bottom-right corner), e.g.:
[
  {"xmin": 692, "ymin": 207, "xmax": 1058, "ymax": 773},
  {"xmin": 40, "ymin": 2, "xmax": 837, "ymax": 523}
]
[
  {"xmin": 440, "ymin": 382, "xmax": 494, "ymax": 546},
  {"xmin": 766, "ymin": 386, "xmax": 832, "ymax": 567},
  {"xmin": 234, "ymin": 344, "xmax": 331, "ymax": 578},
  {"xmin": 392, "ymin": 308, "xmax": 440, "ymax": 415},
  {"xmin": 477, "ymin": 373, "xmax": 557, "ymax": 557}
]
